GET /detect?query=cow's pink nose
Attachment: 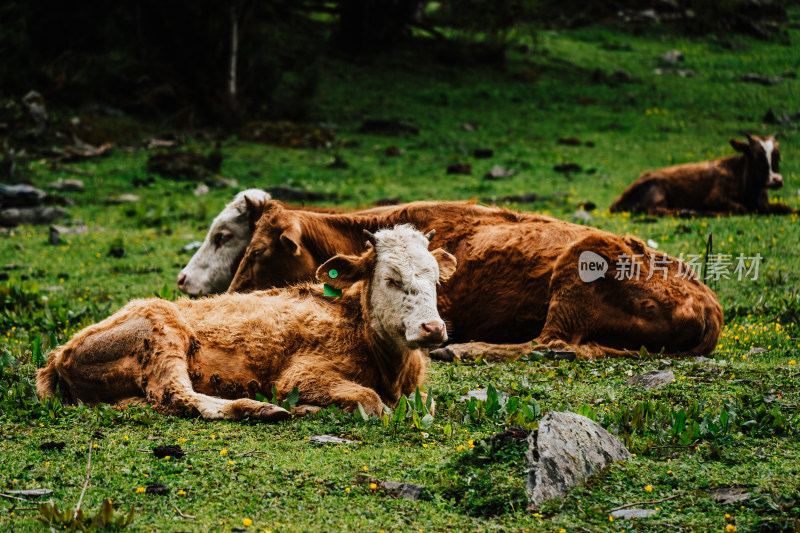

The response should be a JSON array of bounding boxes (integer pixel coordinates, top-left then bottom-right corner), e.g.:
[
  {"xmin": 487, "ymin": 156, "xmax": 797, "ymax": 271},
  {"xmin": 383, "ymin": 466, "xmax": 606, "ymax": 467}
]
[
  {"xmin": 177, "ymin": 273, "xmax": 187, "ymax": 288},
  {"xmin": 420, "ymin": 321, "xmax": 445, "ymax": 340}
]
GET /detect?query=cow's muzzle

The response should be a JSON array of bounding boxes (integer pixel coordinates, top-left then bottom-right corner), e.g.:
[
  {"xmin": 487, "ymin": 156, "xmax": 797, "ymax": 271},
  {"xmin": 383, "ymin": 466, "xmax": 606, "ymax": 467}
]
[{"xmin": 409, "ymin": 320, "xmax": 447, "ymax": 347}]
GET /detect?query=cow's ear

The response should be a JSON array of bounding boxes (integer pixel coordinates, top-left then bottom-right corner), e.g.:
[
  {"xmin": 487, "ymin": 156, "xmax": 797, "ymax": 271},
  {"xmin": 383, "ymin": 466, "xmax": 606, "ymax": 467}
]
[
  {"xmin": 431, "ymin": 248, "xmax": 457, "ymax": 282},
  {"xmin": 244, "ymin": 195, "xmax": 266, "ymax": 232},
  {"xmin": 317, "ymin": 253, "xmax": 374, "ymax": 289},
  {"xmin": 280, "ymin": 224, "xmax": 303, "ymax": 256},
  {"xmin": 730, "ymin": 138, "xmax": 750, "ymax": 153}
]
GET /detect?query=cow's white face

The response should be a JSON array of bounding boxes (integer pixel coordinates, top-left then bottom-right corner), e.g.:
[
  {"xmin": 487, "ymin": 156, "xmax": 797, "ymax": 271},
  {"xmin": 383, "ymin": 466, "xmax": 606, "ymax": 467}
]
[
  {"xmin": 178, "ymin": 189, "xmax": 270, "ymax": 296},
  {"xmin": 759, "ymin": 138, "xmax": 783, "ymax": 189},
  {"xmin": 317, "ymin": 225, "xmax": 457, "ymax": 350}
]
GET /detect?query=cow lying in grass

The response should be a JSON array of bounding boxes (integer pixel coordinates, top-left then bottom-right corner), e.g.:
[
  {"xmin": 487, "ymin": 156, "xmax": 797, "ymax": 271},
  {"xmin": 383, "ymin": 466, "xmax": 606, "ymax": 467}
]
[
  {"xmin": 610, "ymin": 133, "xmax": 793, "ymax": 215},
  {"xmin": 228, "ymin": 200, "xmax": 723, "ymax": 360},
  {"xmin": 37, "ymin": 225, "xmax": 456, "ymax": 420},
  {"xmin": 177, "ymin": 189, "xmax": 343, "ymax": 296}
]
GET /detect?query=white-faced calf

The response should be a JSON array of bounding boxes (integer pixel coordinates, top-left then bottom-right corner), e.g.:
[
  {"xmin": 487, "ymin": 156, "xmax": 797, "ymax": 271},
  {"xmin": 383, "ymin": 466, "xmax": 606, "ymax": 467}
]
[
  {"xmin": 610, "ymin": 133, "xmax": 793, "ymax": 215},
  {"xmin": 178, "ymin": 189, "xmax": 271, "ymax": 296},
  {"xmin": 38, "ymin": 225, "xmax": 457, "ymax": 420}
]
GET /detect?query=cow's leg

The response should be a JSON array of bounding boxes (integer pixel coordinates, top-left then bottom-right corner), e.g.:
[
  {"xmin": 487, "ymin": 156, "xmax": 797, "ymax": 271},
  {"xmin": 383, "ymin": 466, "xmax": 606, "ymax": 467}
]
[
  {"xmin": 276, "ymin": 362, "xmax": 384, "ymax": 416},
  {"xmin": 535, "ymin": 234, "xmax": 721, "ymax": 359},
  {"xmin": 430, "ymin": 342, "xmax": 533, "ymax": 362}
]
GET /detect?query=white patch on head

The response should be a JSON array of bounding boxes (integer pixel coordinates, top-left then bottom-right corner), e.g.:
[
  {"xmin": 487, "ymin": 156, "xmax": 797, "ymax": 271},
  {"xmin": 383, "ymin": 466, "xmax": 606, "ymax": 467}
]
[
  {"xmin": 760, "ymin": 139, "xmax": 783, "ymax": 189},
  {"xmin": 368, "ymin": 224, "xmax": 446, "ymax": 348},
  {"xmin": 178, "ymin": 189, "xmax": 270, "ymax": 296}
]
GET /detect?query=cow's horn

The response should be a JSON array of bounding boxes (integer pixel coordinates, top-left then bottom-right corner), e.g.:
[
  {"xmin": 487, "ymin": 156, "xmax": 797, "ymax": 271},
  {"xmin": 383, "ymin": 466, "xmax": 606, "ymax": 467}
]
[
  {"xmin": 741, "ymin": 131, "xmax": 754, "ymax": 142},
  {"xmin": 363, "ymin": 229, "xmax": 378, "ymax": 246},
  {"xmin": 424, "ymin": 229, "xmax": 436, "ymax": 242}
]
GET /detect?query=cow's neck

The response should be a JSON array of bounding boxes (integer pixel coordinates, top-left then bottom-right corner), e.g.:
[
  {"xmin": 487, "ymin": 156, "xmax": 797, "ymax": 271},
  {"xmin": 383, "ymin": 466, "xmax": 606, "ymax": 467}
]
[
  {"xmin": 356, "ymin": 284, "xmax": 421, "ymax": 404},
  {"xmin": 725, "ymin": 155, "xmax": 758, "ymax": 205}
]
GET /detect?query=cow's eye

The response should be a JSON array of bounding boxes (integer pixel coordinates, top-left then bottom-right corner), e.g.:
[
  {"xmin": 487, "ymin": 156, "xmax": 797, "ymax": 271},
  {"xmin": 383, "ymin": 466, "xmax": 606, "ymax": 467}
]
[
  {"xmin": 214, "ymin": 231, "xmax": 233, "ymax": 248},
  {"xmin": 386, "ymin": 279, "xmax": 403, "ymax": 290}
]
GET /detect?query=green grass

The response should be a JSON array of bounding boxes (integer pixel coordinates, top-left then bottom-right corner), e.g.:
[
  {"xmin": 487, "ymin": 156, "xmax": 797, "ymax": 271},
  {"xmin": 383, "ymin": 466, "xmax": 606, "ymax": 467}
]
[{"xmin": 2, "ymin": 18, "xmax": 800, "ymax": 532}]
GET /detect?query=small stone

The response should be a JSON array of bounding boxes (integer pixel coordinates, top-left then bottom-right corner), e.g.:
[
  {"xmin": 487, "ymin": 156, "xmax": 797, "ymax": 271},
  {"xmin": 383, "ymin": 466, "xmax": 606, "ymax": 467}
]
[
  {"xmin": 611, "ymin": 508, "xmax": 658, "ymax": 519},
  {"xmin": 446, "ymin": 163, "xmax": 472, "ymax": 175},
  {"xmin": 152, "ymin": 445, "xmax": 186, "ymax": 458},
  {"xmin": 554, "ymin": 163, "xmax": 583, "ymax": 175},
  {"xmin": 459, "ymin": 389, "xmax": 488, "ymax": 402},
  {"xmin": 526, "ymin": 411, "xmax": 632, "ymax": 507},
  {"xmin": 194, "ymin": 184, "xmax": 210, "ymax": 196},
  {"xmin": 145, "ymin": 484, "xmax": 169, "ymax": 495},
  {"xmin": 625, "ymin": 369, "xmax": 675, "ymax": 390},
  {"xmin": 0, "ymin": 207, "xmax": 66, "ymax": 227},
  {"xmin": 659, "ymin": 49, "xmax": 684, "ymax": 63},
  {"xmin": 381, "ymin": 481, "xmax": 424, "ymax": 501},
  {"xmin": 3, "ymin": 489, "xmax": 54, "ymax": 498},
  {"xmin": 48, "ymin": 179, "xmax": 85, "ymax": 192},
  {"xmin": 747, "ymin": 347, "xmax": 767, "ymax": 355},
  {"xmin": 0, "ymin": 184, "xmax": 47, "ymax": 208},
  {"xmin": 461, "ymin": 123, "xmax": 476, "ymax": 132},
  {"xmin": 308, "ymin": 435, "xmax": 358, "ymax": 445},
  {"xmin": 106, "ymin": 194, "xmax": 140, "ymax": 204},
  {"xmin": 485, "ymin": 165, "xmax": 515, "ymax": 180},
  {"xmin": 710, "ymin": 487, "xmax": 751, "ymax": 505},
  {"xmin": 384, "ymin": 145, "xmax": 404, "ymax": 157},
  {"xmin": 740, "ymin": 73, "xmax": 783, "ymax": 86},
  {"xmin": 572, "ymin": 209, "xmax": 594, "ymax": 223}
]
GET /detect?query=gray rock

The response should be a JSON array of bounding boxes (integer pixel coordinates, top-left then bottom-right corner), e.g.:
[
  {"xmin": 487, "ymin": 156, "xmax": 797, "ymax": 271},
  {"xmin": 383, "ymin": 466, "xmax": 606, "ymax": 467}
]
[
  {"xmin": 741, "ymin": 73, "xmax": 782, "ymax": 86},
  {"xmin": 182, "ymin": 241, "xmax": 203, "ymax": 253},
  {"xmin": 49, "ymin": 179, "xmax": 85, "ymax": 192},
  {"xmin": 0, "ymin": 207, "xmax": 66, "ymax": 227},
  {"xmin": 572, "ymin": 209, "xmax": 594, "ymax": 223},
  {"xmin": 0, "ymin": 184, "xmax": 47, "ymax": 208},
  {"xmin": 611, "ymin": 508, "xmax": 658, "ymax": 519},
  {"xmin": 308, "ymin": 435, "xmax": 358, "ymax": 445},
  {"xmin": 49, "ymin": 224, "xmax": 88, "ymax": 245},
  {"xmin": 625, "ymin": 369, "xmax": 675, "ymax": 390},
  {"xmin": 459, "ymin": 388, "xmax": 509, "ymax": 402},
  {"xmin": 747, "ymin": 347, "xmax": 767, "ymax": 356},
  {"xmin": 381, "ymin": 481, "xmax": 424, "ymax": 501},
  {"xmin": 3, "ymin": 488, "xmax": 53, "ymax": 498},
  {"xmin": 653, "ymin": 67, "xmax": 697, "ymax": 77},
  {"xmin": 710, "ymin": 487, "xmax": 751, "ymax": 505},
  {"xmin": 659, "ymin": 50, "xmax": 684, "ymax": 63},
  {"xmin": 106, "ymin": 194, "xmax": 140, "ymax": 204},
  {"xmin": 22, "ymin": 90, "xmax": 48, "ymax": 135},
  {"xmin": 194, "ymin": 184, "xmax": 210, "ymax": 196},
  {"xmin": 484, "ymin": 165, "xmax": 515, "ymax": 180},
  {"xmin": 526, "ymin": 411, "xmax": 632, "ymax": 507}
]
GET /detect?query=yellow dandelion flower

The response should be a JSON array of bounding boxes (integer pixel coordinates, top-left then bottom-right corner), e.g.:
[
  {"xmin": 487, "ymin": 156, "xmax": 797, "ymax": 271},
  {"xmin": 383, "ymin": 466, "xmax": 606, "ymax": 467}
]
[
  {"xmin": 177, "ymin": 437, "xmax": 186, "ymax": 443},
  {"xmin": 220, "ymin": 449, "xmax": 228, "ymax": 455},
  {"xmin": 645, "ymin": 485, "xmax": 653, "ymax": 492},
  {"xmin": 726, "ymin": 525, "xmax": 737, "ymax": 533},
  {"xmin": 136, "ymin": 487, "xmax": 145, "ymax": 493},
  {"xmin": 345, "ymin": 487, "xmax": 351, "ymax": 492},
  {"xmin": 790, "ymin": 360, "xmax": 797, "ymax": 365},
  {"xmin": 178, "ymin": 490, "xmax": 187, "ymax": 495},
  {"xmin": 370, "ymin": 483, "xmax": 377, "ymax": 490},
  {"xmin": 243, "ymin": 518, "xmax": 253, "ymax": 526},
  {"xmin": 609, "ymin": 516, "xmax": 614, "ymax": 522},
  {"xmin": 457, "ymin": 445, "xmax": 465, "ymax": 451},
  {"xmin": 363, "ymin": 466, "xmax": 369, "ymax": 471}
]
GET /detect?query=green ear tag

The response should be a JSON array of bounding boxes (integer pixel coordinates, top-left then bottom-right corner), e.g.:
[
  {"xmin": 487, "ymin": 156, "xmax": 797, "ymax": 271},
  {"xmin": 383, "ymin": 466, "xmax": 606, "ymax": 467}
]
[
  {"xmin": 328, "ymin": 269, "xmax": 338, "ymax": 279},
  {"xmin": 324, "ymin": 283, "xmax": 342, "ymax": 297}
]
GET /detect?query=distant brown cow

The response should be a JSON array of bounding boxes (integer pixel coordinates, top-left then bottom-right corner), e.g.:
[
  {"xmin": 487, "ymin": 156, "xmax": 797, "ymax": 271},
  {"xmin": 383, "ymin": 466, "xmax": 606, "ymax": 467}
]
[
  {"xmin": 37, "ymin": 225, "xmax": 456, "ymax": 419},
  {"xmin": 229, "ymin": 200, "xmax": 722, "ymax": 359},
  {"xmin": 610, "ymin": 134, "xmax": 792, "ymax": 216}
]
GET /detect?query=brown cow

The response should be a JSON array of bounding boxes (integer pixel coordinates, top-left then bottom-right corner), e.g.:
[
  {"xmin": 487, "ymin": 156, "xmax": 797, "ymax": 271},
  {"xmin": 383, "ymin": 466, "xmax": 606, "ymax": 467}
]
[
  {"xmin": 36, "ymin": 225, "xmax": 457, "ymax": 419},
  {"xmin": 610, "ymin": 134, "xmax": 792, "ymax": 216},
  {"xmin": 228, "ymin": 200, "xmax": 723, "ymax": 359}
]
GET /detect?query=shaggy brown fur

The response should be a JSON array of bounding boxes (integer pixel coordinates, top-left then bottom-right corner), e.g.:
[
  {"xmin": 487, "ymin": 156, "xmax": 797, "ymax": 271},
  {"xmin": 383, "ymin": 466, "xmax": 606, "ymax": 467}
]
[
  {"xmin": 229, "ymin": 200, "xmax": 723, "ymax": 359},
  {"xmin": 37, "ymin": 241, "xmax": 456, "ymax": 420},
  {"xmin": 610, "ymin": 134, "xmax": 793, "ymax": 216}
]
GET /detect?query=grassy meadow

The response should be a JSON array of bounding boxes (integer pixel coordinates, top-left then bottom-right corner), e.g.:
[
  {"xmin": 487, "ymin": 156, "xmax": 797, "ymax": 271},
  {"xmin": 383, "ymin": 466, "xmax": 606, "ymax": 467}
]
[{"xmin": 2, "ymin": 18, "xmax": 800, "ymax": 533}]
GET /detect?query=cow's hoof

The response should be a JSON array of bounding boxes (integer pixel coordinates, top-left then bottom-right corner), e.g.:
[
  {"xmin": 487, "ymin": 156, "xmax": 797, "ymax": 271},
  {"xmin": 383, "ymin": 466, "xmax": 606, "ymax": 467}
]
[
  {"xmin": 429, "ymin": 346, "xmax": 457, "ymax": 361},
  {"xmin": 255, "ymin": 404, "xmax": 291, "ymax": 422},
  {"xmin": 291, "ymin": 404, "xmax": 321, "ymax": 417}
]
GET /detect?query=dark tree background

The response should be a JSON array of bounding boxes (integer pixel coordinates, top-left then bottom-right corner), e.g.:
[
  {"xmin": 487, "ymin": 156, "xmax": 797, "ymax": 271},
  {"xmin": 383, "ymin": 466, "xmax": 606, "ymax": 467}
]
[{"xmin": 0, "ymin": 0, "xmax": 788, "ymax": 127}]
